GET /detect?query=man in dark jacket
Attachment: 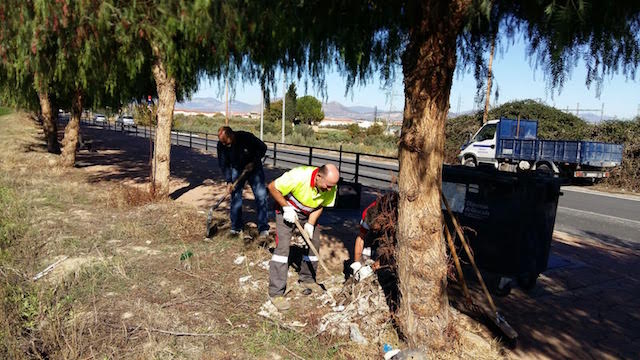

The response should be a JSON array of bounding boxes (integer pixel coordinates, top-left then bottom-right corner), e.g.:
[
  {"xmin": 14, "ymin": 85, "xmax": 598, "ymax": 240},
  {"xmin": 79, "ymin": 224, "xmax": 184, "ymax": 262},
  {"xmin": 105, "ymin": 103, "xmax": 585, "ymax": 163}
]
[{"xmin": 217, "ymin": 126, "xmax": 269, "ymax": 237}]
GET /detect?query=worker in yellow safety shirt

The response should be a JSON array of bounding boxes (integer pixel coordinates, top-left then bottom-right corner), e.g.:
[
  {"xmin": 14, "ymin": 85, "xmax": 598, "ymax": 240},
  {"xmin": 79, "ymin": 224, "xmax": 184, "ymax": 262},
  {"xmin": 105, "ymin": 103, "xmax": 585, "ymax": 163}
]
[{"xmin": 266, "ymin": 164, "xmax": 339, "ymax": 311}]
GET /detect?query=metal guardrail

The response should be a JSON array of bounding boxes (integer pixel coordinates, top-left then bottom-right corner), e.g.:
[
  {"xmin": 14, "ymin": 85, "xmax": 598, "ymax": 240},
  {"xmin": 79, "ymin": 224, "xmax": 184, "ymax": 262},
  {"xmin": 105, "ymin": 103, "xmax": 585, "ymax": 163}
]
[{"xmin": 77, "ymin": 118, "xmax": 399, "ymax": 188}]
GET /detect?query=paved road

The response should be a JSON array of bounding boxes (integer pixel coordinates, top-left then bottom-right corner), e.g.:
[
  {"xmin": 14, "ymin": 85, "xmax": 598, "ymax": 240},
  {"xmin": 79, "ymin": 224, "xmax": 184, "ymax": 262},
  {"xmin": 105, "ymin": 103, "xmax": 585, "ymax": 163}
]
[
  {"xmin": 556, "ymin": 187, "xmax": 640, "ymax": 248},
  {"xmin": 85, "ymin": 121, "xmax": 640, "ymax": 248}
]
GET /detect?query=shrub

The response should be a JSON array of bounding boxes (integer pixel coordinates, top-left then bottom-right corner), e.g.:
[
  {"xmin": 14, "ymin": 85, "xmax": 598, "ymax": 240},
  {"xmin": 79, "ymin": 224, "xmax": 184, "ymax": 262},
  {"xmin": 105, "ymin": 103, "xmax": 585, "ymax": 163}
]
[{"xmin": 294, "ymin": 124, "xmax": 315, "ymax": 138}]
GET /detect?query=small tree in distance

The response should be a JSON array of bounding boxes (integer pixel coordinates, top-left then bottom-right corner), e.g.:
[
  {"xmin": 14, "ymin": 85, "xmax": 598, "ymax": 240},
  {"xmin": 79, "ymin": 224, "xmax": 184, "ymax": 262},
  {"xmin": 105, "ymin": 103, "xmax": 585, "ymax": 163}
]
[{"xmin": 296, "ymin": 95, "xmax": 324, "ymax": 125}]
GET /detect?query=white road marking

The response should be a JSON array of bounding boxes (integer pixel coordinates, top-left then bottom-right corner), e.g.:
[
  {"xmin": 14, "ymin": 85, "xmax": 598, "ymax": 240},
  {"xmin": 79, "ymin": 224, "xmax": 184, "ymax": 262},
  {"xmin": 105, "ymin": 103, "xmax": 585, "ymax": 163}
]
[
  {"xmin": 558, "ymin": 206, "xmax": 640, "ymax": 226},
  {"xmin": 562, "ymin": 186, "xmax": 640, "ymax": 202}
]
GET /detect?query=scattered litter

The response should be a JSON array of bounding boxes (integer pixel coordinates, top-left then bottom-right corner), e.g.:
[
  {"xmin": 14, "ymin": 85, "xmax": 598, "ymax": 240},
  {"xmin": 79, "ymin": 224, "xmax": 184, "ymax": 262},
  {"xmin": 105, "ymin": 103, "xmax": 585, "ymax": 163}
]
[
  {"xmin": 258, "ymin": 300, "xmax": 281, "ymax": 320},
  {"xmin": 239, "ymin": 275, "xmax": 252, "ymax": 284},
  {"xmin": 350, "ymin": 324, "xmax": 368, "ymax": 345},
  {"xmin": 287, "ymin": 321, "xmax": 307, "ymax": 327},
  {"xmin": 317, "ymin": 276, "xmax": 393, "ymax": 344},
  {"xmin": 32, "ymin": 256, "xmax": 69, "ymax": 281},
  {"xmin": 259, "ymin": 260, "xmax": 269, "ymax": 270},
  {"xmin": 121, "ymin": 312, "xmax": 134, "ymax": 320},
  {"xmin": 249, "ymin": 262, "xmax": 255, "ymax": 267},
  {"xmin": 234, "ymin": 256, "xmax": 246, "ymax": 265},
  {"xmin": 145, "ymin": 240, "xmax": 152, "ymax": 245},
  {"xmin": 384, "ymin": 349, "xmax": 401, "ymax": 360},
  {"xmin": 170, "ymin": 287, "xmax": 182, "ymax": 295}
]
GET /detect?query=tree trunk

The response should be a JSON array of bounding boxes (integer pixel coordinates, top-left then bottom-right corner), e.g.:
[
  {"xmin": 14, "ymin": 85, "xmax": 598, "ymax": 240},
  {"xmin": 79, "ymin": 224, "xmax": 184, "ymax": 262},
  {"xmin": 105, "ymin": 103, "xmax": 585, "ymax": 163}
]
[
  {"xmin": 151, "ymin": 53, "xmax": 176, "ymax": 197},
  {"xmin": 60, "ymin": 90, "xmax": 83, "ymax": 167},
  {"xmin": 396, "ymin": 0, "xmax": 469, "ymax": 350},
  {"xmin": 37, "ymin": 91, "xmax": 60, "ymax": 154},
  {"xmin": 482, "ymin": 34, "xmax": 496, "ymax": 124}
]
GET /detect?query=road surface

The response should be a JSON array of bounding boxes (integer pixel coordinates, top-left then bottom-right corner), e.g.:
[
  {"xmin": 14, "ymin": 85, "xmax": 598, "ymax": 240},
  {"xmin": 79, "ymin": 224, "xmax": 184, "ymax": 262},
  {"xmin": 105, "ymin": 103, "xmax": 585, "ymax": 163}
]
[{"xmin": 86, "ymin": 121, "xmax": 640, "ymax": 248}]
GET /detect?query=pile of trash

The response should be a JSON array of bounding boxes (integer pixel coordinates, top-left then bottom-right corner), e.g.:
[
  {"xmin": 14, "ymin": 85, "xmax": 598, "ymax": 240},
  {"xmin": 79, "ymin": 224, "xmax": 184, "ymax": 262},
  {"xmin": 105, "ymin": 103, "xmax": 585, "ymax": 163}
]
[{"xmin": 318, "ymin": 273, "xmax": 394, "ymax": 345}]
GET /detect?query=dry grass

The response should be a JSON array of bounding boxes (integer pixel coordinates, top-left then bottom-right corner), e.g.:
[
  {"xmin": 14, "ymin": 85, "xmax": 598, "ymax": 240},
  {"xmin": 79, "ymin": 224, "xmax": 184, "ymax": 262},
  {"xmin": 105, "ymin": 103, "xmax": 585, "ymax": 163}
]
[{"xmin": 0, "ymin": 112, "xmax": 504, "ymax": 359}]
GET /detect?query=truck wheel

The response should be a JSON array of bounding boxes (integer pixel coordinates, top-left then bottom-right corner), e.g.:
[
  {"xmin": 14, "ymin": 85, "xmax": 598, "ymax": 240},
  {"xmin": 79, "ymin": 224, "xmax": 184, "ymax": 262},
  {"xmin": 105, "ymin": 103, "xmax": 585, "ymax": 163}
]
[
  {"xmin": 517, "ymin": 273, "xmax": 538, "ymax": 291},
  {"xmin": 463, "ymin": 157, "xmax": 477, "ymax": 167}
]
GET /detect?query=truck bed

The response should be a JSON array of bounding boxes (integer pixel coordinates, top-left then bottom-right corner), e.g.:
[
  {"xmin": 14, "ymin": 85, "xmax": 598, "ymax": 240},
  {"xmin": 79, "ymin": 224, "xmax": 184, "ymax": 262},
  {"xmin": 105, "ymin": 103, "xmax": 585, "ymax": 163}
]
[
  {"xmin": 494, "ymin": 118, "xmax": 623, "ymax": 167},
  {"xmin": 497, "ymin": 138, "xmax": 623, "ymax": 167}
]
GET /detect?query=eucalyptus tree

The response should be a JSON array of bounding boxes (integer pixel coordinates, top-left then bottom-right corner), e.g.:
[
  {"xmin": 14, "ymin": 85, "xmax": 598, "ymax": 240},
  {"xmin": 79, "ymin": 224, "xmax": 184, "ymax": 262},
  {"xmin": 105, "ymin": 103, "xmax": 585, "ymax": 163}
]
[{"xmin": 238, "ymin": 0, "xmax": 640, "ymax": 348}]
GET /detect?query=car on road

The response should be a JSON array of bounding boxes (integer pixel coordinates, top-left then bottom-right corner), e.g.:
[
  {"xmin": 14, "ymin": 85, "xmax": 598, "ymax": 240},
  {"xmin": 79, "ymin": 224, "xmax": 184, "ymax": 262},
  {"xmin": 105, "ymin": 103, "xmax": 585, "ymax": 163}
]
[
  {"xmin": 115, "ymin": 115, "xmax": 136, "ymax": 129},
  {"xmin": 94, "ymin": 114, "xmax": 107, "ymax": 124}
]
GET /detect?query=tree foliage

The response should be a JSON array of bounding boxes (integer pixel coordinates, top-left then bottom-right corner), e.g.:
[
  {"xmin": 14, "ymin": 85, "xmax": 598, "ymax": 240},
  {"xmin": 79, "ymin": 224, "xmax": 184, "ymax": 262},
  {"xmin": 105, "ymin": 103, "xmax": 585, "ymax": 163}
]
[
  {"xmin": 285, "ymin": 82, "xmax": 297, "ymax": 123},
  {"xmin": 296, "ymin": 95, "xmax": 324, "ymax": 125}
]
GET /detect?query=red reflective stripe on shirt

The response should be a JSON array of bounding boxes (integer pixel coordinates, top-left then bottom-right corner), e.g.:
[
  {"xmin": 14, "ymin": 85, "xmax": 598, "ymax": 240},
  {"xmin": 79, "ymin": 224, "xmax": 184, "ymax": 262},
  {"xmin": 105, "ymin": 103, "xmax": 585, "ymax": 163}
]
[
  {"xmin": 361, "ymin": 201, "xmax": 377, "ymax": 221},
  {"xmin": 310, "ymin": 168, "xmax": 319, "ymax": 188}
]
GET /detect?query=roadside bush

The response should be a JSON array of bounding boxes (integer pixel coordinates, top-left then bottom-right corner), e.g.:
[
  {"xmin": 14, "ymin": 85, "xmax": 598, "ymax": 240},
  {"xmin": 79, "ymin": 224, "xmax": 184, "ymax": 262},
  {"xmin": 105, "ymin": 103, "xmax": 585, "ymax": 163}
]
[
  {"xmin": 365, "ymin": 122, "xmax": 386, "ymax": 136},
  {"xmin": 294, "ymin": 124, "xmax": 315, "ymax": 138},
  {"xmin": 346, "ymin": 123, "xmax": 362, "ymax": 139},
  {"xmin": 260, "ymin": 119, "xmax": 292, "ymax": 136},
  {"xmin": 591, "ymin": 119, "xmax": 640, "ymax": 192},
  {"xmin": 319, "ymin": 130, "xmax": 351, "ymax": 144}
]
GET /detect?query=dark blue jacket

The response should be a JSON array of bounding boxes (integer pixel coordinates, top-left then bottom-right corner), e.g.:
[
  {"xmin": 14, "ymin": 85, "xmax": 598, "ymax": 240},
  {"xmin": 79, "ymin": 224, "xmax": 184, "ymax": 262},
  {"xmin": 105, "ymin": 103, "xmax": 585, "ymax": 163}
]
[{"xmin": 217, "ymin": 131, "xmax": 267, "ymax": 182}]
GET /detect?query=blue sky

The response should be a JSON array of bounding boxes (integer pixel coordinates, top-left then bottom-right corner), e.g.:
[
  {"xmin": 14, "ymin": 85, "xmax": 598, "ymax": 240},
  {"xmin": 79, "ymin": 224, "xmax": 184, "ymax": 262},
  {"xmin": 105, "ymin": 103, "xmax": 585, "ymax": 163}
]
[{"xmin": 194, "ymin": 37, "xmax": 639, "ymax": 119}]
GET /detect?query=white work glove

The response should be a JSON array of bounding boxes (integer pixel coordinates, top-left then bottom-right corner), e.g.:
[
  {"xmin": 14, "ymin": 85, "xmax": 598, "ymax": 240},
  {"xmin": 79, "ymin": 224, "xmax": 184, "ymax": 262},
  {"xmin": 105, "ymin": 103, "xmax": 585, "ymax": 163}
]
[
  {"xmin": 351, "ymin": 262, "xmax": 373, "ymax": 282},
  {"xmin": 282, "ymin": 206, "xmax": 298, "ymax": 224},
  {"xmin": 355, "ymin": 265, "xmax": 373, "ymax": 281},
  {"xmin": 303, "ymin": 223, "xmax": 314, "ymax": 239}
]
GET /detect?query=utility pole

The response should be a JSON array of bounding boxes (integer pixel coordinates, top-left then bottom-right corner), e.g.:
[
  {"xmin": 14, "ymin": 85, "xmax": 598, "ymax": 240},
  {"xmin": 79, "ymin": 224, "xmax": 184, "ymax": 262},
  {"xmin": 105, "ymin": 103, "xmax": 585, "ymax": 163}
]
[
  {"xmin": 456, "ymin": 94, "xmax": 462, "ymax": 115},
  {"xmin": 482, "ymin": 34, "xmax": 496, "ymax": 124},
  {"xmin": 260, "ymin": 88, "xmax": 264, "ymax": 140},
  {"xmin": 225, "ymin": 78, "xmax": 229, "ymax": 125},
  {"xmin": 281, "ymin": 74, "xmax": 286, "ymax": 143},
  {"xmin": 600, "ymin": 103, "xmax": 604, "ymax": 123}
]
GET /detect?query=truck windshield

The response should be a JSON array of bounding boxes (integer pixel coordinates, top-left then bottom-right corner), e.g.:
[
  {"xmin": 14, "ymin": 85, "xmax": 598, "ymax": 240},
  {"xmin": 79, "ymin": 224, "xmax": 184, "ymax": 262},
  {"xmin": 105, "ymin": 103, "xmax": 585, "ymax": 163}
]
[{"xmin": 474, "ymin": 124, "xmax": 496, "ymax": 142}]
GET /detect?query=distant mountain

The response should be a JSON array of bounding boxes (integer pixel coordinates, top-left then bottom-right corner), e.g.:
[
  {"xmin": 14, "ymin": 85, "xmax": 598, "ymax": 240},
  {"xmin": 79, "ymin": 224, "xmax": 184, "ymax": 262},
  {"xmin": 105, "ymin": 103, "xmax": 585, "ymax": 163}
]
[
  {"xmin": 321, "ymin": 101, "xmax": 403, "ymax": 121},
  {"xmin": 176, "ymin": 97, "xmax": 406, "ymax": 120},
  {"xmin": 176, "ymin": 97, "xmax": 260, "ymax": 113}
]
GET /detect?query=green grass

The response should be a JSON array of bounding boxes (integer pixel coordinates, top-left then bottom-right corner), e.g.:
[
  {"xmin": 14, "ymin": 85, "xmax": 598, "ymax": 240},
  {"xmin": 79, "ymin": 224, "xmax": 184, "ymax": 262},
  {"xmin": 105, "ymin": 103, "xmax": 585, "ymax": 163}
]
[
  {"xmin": 244, "ymin": 322, "xmax": 341, "ymax": 359},
  {"xmin": 0, "ymin": 183, "xmax": 28, "ymax": 262},
  {"xmin": 0, "ymin": 107, "xmax": 11, "ymax": 117}
]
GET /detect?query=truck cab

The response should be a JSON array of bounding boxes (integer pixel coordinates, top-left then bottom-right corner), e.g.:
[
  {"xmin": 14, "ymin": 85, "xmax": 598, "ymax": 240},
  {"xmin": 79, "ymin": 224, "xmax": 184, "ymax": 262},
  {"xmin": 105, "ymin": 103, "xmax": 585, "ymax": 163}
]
[{"xmin": 458, "ymin": 120, "xmax": 499, "ymax": 167}]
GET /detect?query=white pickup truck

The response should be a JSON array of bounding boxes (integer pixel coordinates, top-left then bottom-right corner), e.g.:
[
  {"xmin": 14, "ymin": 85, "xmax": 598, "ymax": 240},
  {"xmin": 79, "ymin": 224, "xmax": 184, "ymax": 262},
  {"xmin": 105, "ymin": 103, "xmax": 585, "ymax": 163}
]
[{"xmin": 457, "ymin": 118, "xmax": 623, "ymax": 180}]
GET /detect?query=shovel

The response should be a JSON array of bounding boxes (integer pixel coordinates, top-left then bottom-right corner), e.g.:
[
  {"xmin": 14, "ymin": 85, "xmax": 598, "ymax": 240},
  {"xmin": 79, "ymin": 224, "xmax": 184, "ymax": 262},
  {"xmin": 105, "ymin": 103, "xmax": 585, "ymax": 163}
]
[
  {"xmin": 205, "ymin": 166, "xmax": 252, "ymax": 238},
  {"xmin": 293, "ymin": 219, "xmax": 338, "ymax": 303}
]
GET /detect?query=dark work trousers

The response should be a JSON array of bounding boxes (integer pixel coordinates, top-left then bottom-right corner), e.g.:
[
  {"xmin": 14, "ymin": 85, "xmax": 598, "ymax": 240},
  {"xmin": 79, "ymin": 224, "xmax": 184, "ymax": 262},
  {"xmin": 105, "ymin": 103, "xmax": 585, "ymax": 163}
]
[
  {"xmin": 229, "ymin": 165, "xmax": 269, "ymax": 233},
  {"xmin": 268, "ymin": 211, "xmax": 320, "ymax": 297}
]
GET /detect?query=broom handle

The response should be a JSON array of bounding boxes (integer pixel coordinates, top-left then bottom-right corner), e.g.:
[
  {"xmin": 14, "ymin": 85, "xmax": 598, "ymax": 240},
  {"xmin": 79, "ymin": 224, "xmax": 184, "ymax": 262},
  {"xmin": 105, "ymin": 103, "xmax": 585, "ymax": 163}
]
[
  {"xmin": 443, "ymin": 218, "xmax": 471, "ymax": 301},
  {"xmin": 294, "ymin": 219, "xmax": 331, "ymax": 276},
  {"xmin": 441, "ymin": 193, "xmax": 497, "ymax": 313}
]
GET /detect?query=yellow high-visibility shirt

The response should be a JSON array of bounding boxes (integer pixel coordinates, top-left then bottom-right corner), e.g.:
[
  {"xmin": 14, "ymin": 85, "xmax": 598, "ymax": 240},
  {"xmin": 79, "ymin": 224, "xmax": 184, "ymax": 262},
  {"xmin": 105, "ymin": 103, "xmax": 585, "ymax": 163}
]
[{"xmin": 274, "ymin": 166, "xmax": 337, "ymax": 214}]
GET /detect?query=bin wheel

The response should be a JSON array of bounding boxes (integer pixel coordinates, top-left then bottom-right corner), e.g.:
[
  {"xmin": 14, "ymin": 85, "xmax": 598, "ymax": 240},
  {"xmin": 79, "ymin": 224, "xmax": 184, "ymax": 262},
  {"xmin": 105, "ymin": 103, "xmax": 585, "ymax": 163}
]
[
  {"xmin": 517, "ymin": 273, "xmax": 538, "ymax": 291},
  {"xmin": 489, "ymin": 276, "xmax": 512, "ymax": 297}
]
